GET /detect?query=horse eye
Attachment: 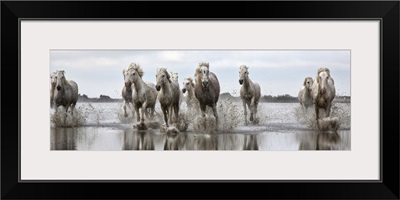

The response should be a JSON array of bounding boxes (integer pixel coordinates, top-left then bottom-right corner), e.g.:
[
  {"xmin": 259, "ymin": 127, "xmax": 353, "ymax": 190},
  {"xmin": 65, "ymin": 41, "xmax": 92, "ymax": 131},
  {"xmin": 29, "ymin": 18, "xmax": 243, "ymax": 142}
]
[
  {"xmin": 133, "ymin": 73, "xmax": 136, "ymax": 75},
  {"xmin": 162, "ymin": 75, "xmax": 165, "ymax": 78}
]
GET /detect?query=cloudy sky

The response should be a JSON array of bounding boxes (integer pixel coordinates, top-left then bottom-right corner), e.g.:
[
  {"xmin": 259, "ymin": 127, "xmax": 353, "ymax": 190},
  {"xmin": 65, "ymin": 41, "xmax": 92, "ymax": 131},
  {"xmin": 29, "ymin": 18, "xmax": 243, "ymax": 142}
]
[{"xmin": 50, "ymin": 50, "xmax": 350, "ymax": 99}]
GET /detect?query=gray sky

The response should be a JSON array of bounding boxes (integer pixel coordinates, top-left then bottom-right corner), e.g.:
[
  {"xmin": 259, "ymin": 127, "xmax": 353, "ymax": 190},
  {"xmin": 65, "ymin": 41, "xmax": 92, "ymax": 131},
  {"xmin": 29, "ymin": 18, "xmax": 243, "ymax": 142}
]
[{"xmin": 50, "ymin": 50, "xmax": 350, "ymax": 99}]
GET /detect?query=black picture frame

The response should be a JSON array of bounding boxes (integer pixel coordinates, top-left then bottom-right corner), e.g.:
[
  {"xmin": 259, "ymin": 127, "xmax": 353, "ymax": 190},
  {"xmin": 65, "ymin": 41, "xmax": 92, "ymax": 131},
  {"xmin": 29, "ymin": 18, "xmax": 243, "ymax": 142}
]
[{"xmin": 2, "ymin": 1, "xmax": 399, "ymax": 199}]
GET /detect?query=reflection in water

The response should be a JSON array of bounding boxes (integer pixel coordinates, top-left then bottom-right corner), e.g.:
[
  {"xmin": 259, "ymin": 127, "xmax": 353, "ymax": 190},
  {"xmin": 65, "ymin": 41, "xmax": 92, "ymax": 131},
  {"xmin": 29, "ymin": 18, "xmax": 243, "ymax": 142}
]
[
  {"xmin": 243, "ymin": 134, "xmax": 259, "ymax": 150},
  {"xmin": 298, "ymin": 130, "xmax": 341, "ymax": 150},
  {"xmin": 124, "ymin": 129, "xmax": 155, "ymax": 150},
  {"xmin": 316, "ymin": 131, "xmax": 341, "ymax": 150},
  {"xmin": 164, "ymin": 129, "xmax": 181, "ymax": 150},
  {"xmin": 51, "ymin": 128, "xmax": 76, "ymax": 150},
  {"xmin": 51, "ymin": 126, "xmax": 349, "ymax": 151}
]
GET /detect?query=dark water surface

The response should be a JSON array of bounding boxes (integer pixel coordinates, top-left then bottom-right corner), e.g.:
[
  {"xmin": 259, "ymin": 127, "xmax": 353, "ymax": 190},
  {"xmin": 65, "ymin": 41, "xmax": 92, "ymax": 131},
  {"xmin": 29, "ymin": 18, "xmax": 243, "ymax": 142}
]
[{"xmin": 50, "ymin": 102, "xmax": 351, "ymax": 151}]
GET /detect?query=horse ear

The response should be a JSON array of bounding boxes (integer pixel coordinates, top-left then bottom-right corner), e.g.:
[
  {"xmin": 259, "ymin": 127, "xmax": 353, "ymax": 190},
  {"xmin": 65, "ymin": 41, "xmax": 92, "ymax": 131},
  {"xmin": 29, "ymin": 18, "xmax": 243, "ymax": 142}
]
[{"xmin": 166, "ymin": 72, "xmax": 171, "ymax": 83}]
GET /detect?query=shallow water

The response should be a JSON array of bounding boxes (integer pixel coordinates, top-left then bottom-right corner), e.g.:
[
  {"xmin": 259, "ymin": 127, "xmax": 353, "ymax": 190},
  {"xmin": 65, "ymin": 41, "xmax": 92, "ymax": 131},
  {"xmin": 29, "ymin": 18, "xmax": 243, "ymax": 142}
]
[{"xmin": 50, "ymin": 102, "xmax": 351, "ymax": 151}]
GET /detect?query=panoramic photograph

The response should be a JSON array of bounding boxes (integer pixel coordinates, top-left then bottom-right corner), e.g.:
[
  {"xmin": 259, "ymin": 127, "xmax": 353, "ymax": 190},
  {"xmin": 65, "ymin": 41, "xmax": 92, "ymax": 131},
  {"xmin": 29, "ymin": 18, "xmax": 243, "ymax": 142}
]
[{"xmin": 50, "ymin": 50, "xmax": 351, "ymax": 151}]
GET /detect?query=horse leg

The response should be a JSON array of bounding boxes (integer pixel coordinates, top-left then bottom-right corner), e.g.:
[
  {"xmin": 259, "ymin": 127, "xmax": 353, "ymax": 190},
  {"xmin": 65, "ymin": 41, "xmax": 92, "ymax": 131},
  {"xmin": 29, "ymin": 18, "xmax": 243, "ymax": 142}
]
[
  {"xmin": 250, "ymin": 97, "xmax": 255, "ymax": 122},
  {"xmin": 123, "ymin": 101, "xmax": 128, "ymax": 117},
  {"xmin": 325, "ymin": 104, "xmax": 332, "ymax": 117},
  {"xmin": 315, "ymin": 106, "xmax": 320, "ymax": 129},
  {"xmin": 212, "ymin": 104, "xmax": 218, "ymax": 131},
  {"xmin": 141, "ymin": 102, "xmax": 148, "ymax": 123},
  {"xmin": 71, "ymin": 103, "xmax": 76, "ymax": 117},
  {"xmin": 150, "ymin": 106, "xmax": 155, "ymax": 120},
  {"xmin": 174, "ymin": 104, "xmax": 179, "ymax": 124},
  {"xmin": 65, "ymin": 105, "xmax": 69, "ymax": 119},
  {"xmin": 162, "ymin": 106, "xmax": 169, "ymax": 127},
  {"xmin": 134, "ymin": 105, "xmax": 140, "ymax": 122},
  {"xmin": 200, "ymin": 104, "xmax": 207, "ymax": 117},
  {"xmin": 242, "ymin": 100, "xmax": 248, "ymax": 125},
  {"xmin": 254, "ymin": 101, "xmax": 259, "ymax": 123}
]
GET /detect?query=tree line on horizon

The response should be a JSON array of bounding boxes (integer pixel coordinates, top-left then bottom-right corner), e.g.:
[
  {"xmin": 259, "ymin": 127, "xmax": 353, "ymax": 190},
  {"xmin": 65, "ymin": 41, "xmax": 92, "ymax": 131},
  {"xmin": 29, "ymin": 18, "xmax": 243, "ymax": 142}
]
[{"xmin": 78, "ymin": 92, "xmax": 350, "ymax": 103}]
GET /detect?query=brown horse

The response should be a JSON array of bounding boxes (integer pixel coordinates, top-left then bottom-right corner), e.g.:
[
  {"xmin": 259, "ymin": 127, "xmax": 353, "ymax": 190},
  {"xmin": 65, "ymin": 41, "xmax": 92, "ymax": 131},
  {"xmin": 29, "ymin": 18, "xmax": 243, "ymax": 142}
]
[
  {"xmin": 53, "ymin": 70, "xmax": 79, "ymax": 116},
  {"xmin": 194, "ymin": 62, "xmax": 220, "ymax": 130}
]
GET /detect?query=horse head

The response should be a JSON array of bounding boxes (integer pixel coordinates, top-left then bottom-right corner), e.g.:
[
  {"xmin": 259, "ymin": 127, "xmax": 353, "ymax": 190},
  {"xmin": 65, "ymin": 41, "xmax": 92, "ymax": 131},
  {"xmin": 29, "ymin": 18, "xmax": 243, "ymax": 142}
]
[
  {"xmin": 55, "ymin": 70, "xmax": 66, "ymax": 91},
  {"xmin": 303, "ymin": 77, "xmax": 313, "ymax": 90},
  {"xmin": 239, "ymin": 65, "xmax": 249, "ymax": 85},
  {"xmin": 155, "ymin": 67, "xmax": 170, "ymax": 91},
  {"xmin": 196, "ymin": 62, "xmax": 210, "ymax": 88},
  {"xmin": 170, "ymin": 71, "xmax": 179, "ymax": 83},
  {"xmin": 50, "ymin": 72, "xmax": 57, "ymax": 87},
  {"xmin": 316, "ymin": 68, "xmax": 331, "ymax": 94},
  {"xmin": 124, "ymin": 63, "xmax": 143, "ymax": 88},
  {"xmin": 182, "ymin": 77, "xmax": 194, "ymax": 93}
]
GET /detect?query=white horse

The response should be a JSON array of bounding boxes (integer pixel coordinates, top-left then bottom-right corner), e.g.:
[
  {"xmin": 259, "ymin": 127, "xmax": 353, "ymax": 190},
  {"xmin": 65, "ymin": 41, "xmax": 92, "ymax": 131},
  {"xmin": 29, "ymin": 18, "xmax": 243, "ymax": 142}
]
[
  {"xmin": 169, "ymin": 71, "xmax": 183, "ymax": 107},
  {"xmin": 239, "ymin": 65, "xmax": 261, "ymax": 124},
  {"xmin": 311, "ymin": 67, "xmax": 336, "ymax": 128},
  {"xmin": 50, "ymin": 72, "xmax": 57, "ymax": 108},
  {"xmin": 155, "ymin": 67, "xmax": 181, "ymax": 127},
  {"xmin": 182, "ymin": 77, "xmax": 200, "ymax": 112},
  {"xmin": 121, "ymin": 85, "xmax": 135, "ymax": 118},
  {"xmin": 298, "ymin": 77, "xmax": 314, "ymax": 112},
  {"xmin": 124, "ymin": 63, "xmax": 158, "ymax": 126},
  {"xmin": 53, "ymin": 70, "xmax": 79, "ymax": 115}
]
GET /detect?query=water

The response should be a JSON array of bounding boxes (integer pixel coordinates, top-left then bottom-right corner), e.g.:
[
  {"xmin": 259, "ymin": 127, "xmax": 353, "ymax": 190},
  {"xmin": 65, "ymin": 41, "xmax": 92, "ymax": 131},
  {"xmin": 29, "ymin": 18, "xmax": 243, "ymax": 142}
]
[{"xmin": 50, "ymin": 101, "xmax": 351, "ymax": 151}]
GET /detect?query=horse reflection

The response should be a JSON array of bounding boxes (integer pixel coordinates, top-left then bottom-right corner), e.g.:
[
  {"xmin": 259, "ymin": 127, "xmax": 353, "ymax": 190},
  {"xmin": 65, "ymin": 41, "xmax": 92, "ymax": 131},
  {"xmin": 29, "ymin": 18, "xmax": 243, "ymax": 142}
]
[
  {"xmin": 124, "ymin": 129, "xmax": 155, "ymax": 150},
  {"xmin": 220, "ymin": 134, "xmax": 241, "ymax": 150},
  {"xmin": 316, "ymin": 131, "xmax": 341, "ymax": 150},
  {"xmin": 243, "ymin": 134, "xmax": 259, "ymax": 150},
  {"xmin": 164, "ymin": 127, "xmax": 181, "ymax": 150},
  {"xmin": 51, "ymin": 128, "xmax": 76, "ymax": 150},
  {"xmin": 298, "ymin": 130, "xmax": 341, "ymax": 150}
]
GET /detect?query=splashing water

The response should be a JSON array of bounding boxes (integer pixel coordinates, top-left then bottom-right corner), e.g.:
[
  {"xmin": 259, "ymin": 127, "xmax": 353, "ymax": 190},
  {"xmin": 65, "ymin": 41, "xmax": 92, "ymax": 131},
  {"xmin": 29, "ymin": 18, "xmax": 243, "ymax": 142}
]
[
  {"xmin": 294, "ymin": 103, "xmax": 350, "ymax": 130},
  {"xmin": 117, "ymin": 102, "xmax": 135, "ymax": 124},
  {"xmin": 50, "ymin": 106, "xmax": 86, "ymax": 127},
  {"xmin": 217, "ymin": 98, "xmax": 241, "ymax": 132}
]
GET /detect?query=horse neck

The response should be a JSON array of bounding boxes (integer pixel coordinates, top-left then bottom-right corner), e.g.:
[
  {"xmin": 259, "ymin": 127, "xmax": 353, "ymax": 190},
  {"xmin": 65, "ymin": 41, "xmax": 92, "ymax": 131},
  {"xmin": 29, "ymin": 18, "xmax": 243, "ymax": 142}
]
[
  {"xmin": 243, "ymin": 76, "xmax": 251, "ymax": 89},
  {"xmin": 318, "ymin": 79, "xmax": 330, "ymax": 96},
  {"xmin": 133, "ymin": 78, "xmax": 145, "ymax": 93},
  {"xmin": 161, "ymin": 80, "xmax": 172, "ymax": 94},
  {"xmin": 187, "ymin": 87, "xmax": 195, "ymax": 99}
]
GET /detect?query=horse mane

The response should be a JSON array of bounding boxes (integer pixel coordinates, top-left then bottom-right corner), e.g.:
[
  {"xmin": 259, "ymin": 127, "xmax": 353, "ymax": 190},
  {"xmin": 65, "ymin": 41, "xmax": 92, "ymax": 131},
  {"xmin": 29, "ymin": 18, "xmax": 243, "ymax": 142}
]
[
  {"xmin": 157, "ymin": 67, "xmax": 171, "ymax": 83},
  {"xmin": 126, "ymin": 63, "xmax": 144, "ymax": 77},
  {"xmin": 317, "ymin": 67, "xmax": 330, "ymax": 76},
  {"xmin": 185, "ymin": 77, "xmax": 195, "ymax": 88},
  {"xmin": 195, "ymin": 62, "xmax": 210, "ymax": 76}
]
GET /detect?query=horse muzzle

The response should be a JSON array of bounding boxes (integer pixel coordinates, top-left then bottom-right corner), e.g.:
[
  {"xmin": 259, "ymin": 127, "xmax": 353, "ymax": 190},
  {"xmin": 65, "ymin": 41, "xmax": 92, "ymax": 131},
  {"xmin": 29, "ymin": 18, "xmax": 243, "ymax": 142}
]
[
  {"xmin": 182, "ymin": 88, "xmax": 187, "ymax": 93},
  {"xmin": 56, "ymin": 86, "xmax": 61, "ymax": 91},
  {"xmin": 156, "ymin": 85, "xmax": 161, "ymax": 91},
  {"xmin": 125, "ymin": 82, "xmax": 131, "ymax": 88},
  {"xmin": 239, "ymin": 80, "xmax": 243, "ymax": 85},
  {"xmin": 202, "ymin": 80, "xmax": 209, "ymax": 87}
]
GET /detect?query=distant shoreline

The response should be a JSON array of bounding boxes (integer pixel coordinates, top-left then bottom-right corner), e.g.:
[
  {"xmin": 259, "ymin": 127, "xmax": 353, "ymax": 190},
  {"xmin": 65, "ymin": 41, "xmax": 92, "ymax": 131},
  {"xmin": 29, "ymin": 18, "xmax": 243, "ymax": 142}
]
[{"xmin": 77, "ymin": 93, "xmax": 350, "ymax": 104}]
